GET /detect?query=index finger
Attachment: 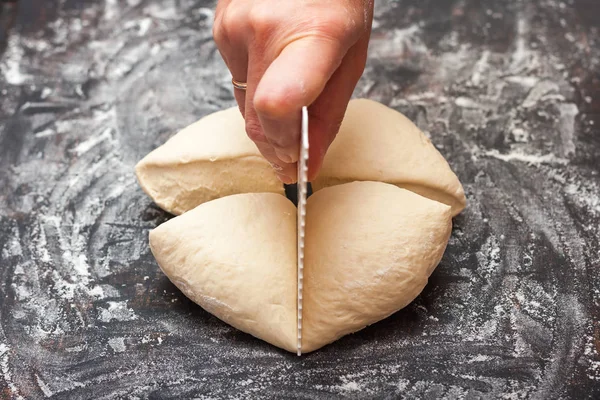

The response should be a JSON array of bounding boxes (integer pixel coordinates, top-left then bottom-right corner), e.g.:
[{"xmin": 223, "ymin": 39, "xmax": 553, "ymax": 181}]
[{"xmin": 253, "ymin": 35, "xmax": 352, "ymax": 165}]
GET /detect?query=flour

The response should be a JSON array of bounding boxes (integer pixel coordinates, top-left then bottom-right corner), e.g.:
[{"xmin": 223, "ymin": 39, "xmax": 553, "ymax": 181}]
[
  {"xmin": 35, "ymin": 374, "xmax": 54, "ymax": 398},
  {"xmin": 0, "ymin": 35, "xmax": 30, "ymax": 85},
  {"xmin": 565, "ymin": 181, "xmax": 600, "ymax": 216},
  {"xmin": 475, "ymin": 235, "xmax": 501, "ymax": 280},
  {"xmin": 467, "ymin": 354, "xmax": 494, "ymax": 363},
  {"xmin": 470, "ymin": 50, "xmax": 490, "ymax": 86},
  {"xmin": 108, "ymin": 337, "xmax": 127, "ymax": 353},
  {"xmin": 104, "ymin": 0, "xmax": 119, "ymax": 21},
  {"xmin": 0, "ymin": 344, "xmax": 24, "ymax": 400},
  {"xmin": 510, "ymin": 16, "xmax": 539, "ymax": 73},
  {"xmin": 99, "ymin": 301, "xmax": 138, "ymax": 323},
  {"xmin": 144, "ymin": 2, "xmax": 181, "ymax": 20},
  {"xmin": 505, "ymin": 75, "xmax": 539, "ymax": 88},
  {"xmin": 2, "ymin": 228, "xmax": 22, "ymax": 259},
  {"xmin": 71, "ymin": 128, "xmax": 115, "ymax": 157},
  {"xmin": 454, "ymin": 97, "xmax": 487, "ymax": 109},
  {"xmin": 336, "ymin": 381, "xmax": 362, "ymax": 393},
  {"xmin": 368, "ymin": 24, "xmax": 427, "ymax": 66},
  {"xmin": 483, "ymin": 149, "xmax": 569, "ymax": 165},
  {"xmin": 557, "ymin": 103, "xmax": 578, "ymax": 157},
  {"xmin": 522, "ymin": 81, "xmax": 560, "ymax": 108},
  {"xmin": 138, "ymin": 18, "xmax": 153, "ymax": 36}
]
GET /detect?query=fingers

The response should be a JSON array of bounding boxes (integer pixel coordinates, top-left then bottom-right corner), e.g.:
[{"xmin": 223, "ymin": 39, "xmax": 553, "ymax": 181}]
[
  {"xmin": 253, "ymin": 36, "xmax": 348, "ymax": 165},
  {"xmin": 245, "ymin": 46, "xmax": 298, "ymax": 183},
  {"xmin": 229, "ymin": 54, "xmax": 249, "ymax": 116},
  {"xmin": 215, "ymin": 2, "xmax": 295, "ymax": 181},
  {"xmin": 305, "ymin": 51, "xmax": 363, "ymax": 180},
  {"xmin": 305, "ymin": 26, "xmax": 372, "ymax": 181},
  {"xmin": 247, "ymin": 35, "xmax": 357, "ymax": 183},
  {"xmin": 213, "ymin": 0, "xmax": 374, "ymax": 184},
  {"xmin": 213, "ymin": 1, "xmax": 249, "ymax": 116},
  {"xmin": 215, "ymin": 1, "xmax": 294, "ymax": 185}
]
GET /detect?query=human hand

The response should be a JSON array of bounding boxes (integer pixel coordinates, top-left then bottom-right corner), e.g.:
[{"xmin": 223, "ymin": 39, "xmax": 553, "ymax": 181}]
[{"xmin": 213, "ymin": 0, "xmax": 374, "ymax": 183}]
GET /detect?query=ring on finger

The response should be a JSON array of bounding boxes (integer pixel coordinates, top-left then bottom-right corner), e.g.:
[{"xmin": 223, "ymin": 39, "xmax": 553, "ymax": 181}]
[{"xmin": 232, "ymin": 78, "xmax": 247, "ymax": 91}]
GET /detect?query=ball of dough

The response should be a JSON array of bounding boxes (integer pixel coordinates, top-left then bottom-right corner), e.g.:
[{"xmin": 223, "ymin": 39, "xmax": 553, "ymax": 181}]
[
  {"xmin": 149, "ymin": 192, "xmax": 297, "ymax": 352},
  {"xmin": 313, "ymin": 99, "xmax": 466, "ymax": 216},
  {"xmin": 141, "ymin": 99, "xmax": 466, "ymax": 354},
  {"xmin": 136, "ymin": 107, "xmax": 284, "ymax": 215},
  {"xmin": 302, "ymin": 181, "xmax": 452, "ymax": 352}
]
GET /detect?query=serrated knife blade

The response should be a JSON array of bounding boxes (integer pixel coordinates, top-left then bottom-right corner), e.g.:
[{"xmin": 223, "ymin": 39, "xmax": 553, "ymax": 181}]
[{"xmin": 297, "ymin": 106, "xmax": 309, "ymax": 356}]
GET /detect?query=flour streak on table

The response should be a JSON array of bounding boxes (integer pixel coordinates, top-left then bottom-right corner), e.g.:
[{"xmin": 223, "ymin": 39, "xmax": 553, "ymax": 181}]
[{"xmin": 0, "ymin": 0, "xmax": 599, "ymax": 398}]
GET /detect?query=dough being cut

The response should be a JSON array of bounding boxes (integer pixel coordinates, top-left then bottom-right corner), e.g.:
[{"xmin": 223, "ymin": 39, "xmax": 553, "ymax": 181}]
[
  {"xmin": 314, "ymin": 99, "xmax": 466, "ymax": 216},
  {"xmin": 149, "ymin": 192, "xmax": 298, "ymax": 352},
  {"xmin": 140, "ymin": 98, "xmax": 466, "ymax": 354},
  {"xmin": 136, "ymin": 100, "xmax": 464, "ymax": 217},
  {"xmin": 136, "ymin": 107, "xmax": 284, "ymax": 215},
  {"xmin": 149, "ymin": 182, "xmax": 452, "ymax": 353},
  {"xmin": 302, "ymin": 181, "xmax": 451, "ymax": 352}
]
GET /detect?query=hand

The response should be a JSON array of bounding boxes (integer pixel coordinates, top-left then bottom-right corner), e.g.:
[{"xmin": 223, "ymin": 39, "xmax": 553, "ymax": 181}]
[{"xmin": 213, "ymin": 0, "xmax": 374, "ymax": 183}]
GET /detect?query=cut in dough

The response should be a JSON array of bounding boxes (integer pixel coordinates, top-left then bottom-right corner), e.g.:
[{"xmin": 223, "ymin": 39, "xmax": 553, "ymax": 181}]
[
  {"xmin": 313, "ymin": 99, "xmax": 466, "ymax": 216},
  {"xmin": 149, "ymin": 182, "xmax": 452, "ymax": 353},
  {"xmin": 149, "ymin": 192, "xmax": 298, "ymax": 352},
  {"xmin": 136, "ymin": 100, "xmax": 465, "ymax": 217},
  {"xmin": 136, "ymin": 107, "xmax": 284, "ymax": 215},
  {"xmin": 302, "ymin": 181, "xmax": 452, "ymax": 352}
]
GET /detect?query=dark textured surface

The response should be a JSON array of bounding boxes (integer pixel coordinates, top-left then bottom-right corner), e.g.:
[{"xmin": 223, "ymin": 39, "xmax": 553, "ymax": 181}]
[{"xmin": 1, "ymin": 0, "xmax": 600, "ymax": 398}]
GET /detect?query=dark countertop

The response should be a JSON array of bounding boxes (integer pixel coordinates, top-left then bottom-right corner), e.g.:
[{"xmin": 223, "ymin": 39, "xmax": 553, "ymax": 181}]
[{"xmin": 1, "ymin": 0, "xmax": 599, "ymax": 398}]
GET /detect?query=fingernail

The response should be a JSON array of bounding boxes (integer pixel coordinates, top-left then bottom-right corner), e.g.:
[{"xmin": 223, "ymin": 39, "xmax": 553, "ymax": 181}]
[
  {"xmin": 276, "ymin": 172, "xmax": 293, "ymax": 185},
  {"xmin": 275, "ymin": 149, "xmax": 297, "ymax": 164}
]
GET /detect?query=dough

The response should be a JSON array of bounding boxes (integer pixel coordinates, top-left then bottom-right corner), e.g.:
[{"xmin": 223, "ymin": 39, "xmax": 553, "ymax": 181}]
[
  {"xmin": 314, "ymin": 99, "xmax": 466, "ymax": 216},
  {"xmin": 149, "ymin": 192, "xmax": 298, "ymax": 352},
  {"xmin": 149, "ymin": 182, "xmax": 452, "ymax": 353},
  {"xmin": 302, "ymin": 181, "xmax": 452, "ymax": 352},
  {"xmin": 140, "ymin": 98, "xmax": 466, "ymax": 353},
  {"xmin": 136, "ymin": 100, "xmax": 464, "ymax": 217},
  {"xmin": 136, "ymin": 107, "xmax": 284, "ymax": 215}
]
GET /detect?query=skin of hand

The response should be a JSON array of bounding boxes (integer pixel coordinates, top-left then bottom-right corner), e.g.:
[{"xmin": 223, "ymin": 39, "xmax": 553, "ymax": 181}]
[{"xmin": 213, "ymin": 0, "xmax": 374, "ymax": 183}]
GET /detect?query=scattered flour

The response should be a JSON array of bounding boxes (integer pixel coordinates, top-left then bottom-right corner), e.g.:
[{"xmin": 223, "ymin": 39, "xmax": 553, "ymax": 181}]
[
  {"xmin": 108, "ymin": 337, "xmax": 127, "ymax": 353},
  {"xmin": 35, "ymin": 374, "xmax": 54, "ymax": 397},
  {"xmin": 483, "ymin": 149, "xmax": 569, "ymax": 165},
  {"xmin": 0, "ymin": 344, "xmax": 25, "ymax": 400},
  {"xmin": 71, "ymin": 128, "xmax": 114, "ymax": 157},
  {"xmin": 99, "ymin": 301, "xmax": 138, "ymax": 323},
  {"xmin": 0, "ymin": 35, "xmax": 31, "ymax": 85}
]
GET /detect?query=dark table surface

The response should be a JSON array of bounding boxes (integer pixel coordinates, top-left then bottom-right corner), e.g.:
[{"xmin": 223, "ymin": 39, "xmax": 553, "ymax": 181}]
[{"xmin": 1, "ymin": 0, "xmax": 599, "ymax": 398}]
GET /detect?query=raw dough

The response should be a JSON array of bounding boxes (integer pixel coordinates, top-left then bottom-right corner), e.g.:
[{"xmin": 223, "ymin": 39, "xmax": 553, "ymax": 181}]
[
  {"xmin": 136, "ymin": 100, "xmax": 465, "ymax": 217},
  {"xmin": 314, "ymin": 99, "xmax": 466, "ymax": 216},
  {"xmin": 136, "ymin": 107, "xmax": 284, "ymax": 215},
  {"xmin": 149, "ymin": 192, "xmax": 298, "ymax": 352},
  {"xmin": 302, "ymin": 181, "xmax": 452, "ymax": 352},
  {"xmin": 149, "ymin": 182, "xmax": 452, "ymax": 353},
  {"xmin": 141, "ymin": 98, "xmax": 466, "ymax": 353}
]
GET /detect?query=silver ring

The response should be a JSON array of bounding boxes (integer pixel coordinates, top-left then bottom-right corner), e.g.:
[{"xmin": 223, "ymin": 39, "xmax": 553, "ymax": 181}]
[{"xmin": 232, "ymin": 78, "xmax": 247, "ymax": 91}]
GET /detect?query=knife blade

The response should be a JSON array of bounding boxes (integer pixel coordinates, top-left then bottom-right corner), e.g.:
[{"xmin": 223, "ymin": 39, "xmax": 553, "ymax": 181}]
[{"xmin": 297, "ymin": 106, "xmax": 309, "ymax": 356}]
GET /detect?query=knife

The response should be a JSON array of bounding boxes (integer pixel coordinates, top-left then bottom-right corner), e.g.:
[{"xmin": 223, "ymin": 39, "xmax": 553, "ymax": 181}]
[{"xmin": 297, "ymin": 106, "xmax": 309, "ymax": 356}]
